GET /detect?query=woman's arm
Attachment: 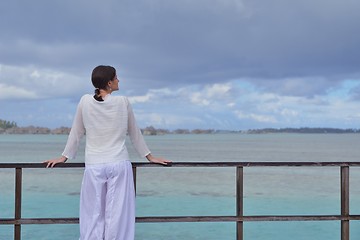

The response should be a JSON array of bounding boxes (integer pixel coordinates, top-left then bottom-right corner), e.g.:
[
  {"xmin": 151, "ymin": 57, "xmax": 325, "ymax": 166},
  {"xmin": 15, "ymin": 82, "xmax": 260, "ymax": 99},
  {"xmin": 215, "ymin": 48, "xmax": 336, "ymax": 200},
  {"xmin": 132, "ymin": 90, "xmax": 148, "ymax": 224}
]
[
  {"xmin": 126, "ymin": 97, "xmax": 171, "ymax": 165},
  {"xmin": 43, "ymin": 98, "xmax": 85, "ymax": 168},
  {"xmin": 126, "ymin": 97, "xmax": 151, "ymax": 157}
]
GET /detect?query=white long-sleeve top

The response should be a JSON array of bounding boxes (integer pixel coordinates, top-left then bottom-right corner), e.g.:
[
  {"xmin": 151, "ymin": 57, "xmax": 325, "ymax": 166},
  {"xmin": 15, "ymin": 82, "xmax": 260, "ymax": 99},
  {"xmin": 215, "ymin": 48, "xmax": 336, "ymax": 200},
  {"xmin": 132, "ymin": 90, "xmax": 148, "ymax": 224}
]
[{"xmin": 62, "ymin": 94, "xmax": 150, "ymax": 165}]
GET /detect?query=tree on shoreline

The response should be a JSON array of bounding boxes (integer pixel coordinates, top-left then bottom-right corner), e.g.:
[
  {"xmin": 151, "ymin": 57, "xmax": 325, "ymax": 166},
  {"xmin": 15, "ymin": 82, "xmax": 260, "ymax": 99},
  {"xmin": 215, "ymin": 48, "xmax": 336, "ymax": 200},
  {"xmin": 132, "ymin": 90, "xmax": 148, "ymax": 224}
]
[
  {"xmin": 0, "ymin": 119, "xmax": 359, "ymax": 134},
  {"xmin": 0, "ymin": 119, "xmax": 17, "ymax": 129}
]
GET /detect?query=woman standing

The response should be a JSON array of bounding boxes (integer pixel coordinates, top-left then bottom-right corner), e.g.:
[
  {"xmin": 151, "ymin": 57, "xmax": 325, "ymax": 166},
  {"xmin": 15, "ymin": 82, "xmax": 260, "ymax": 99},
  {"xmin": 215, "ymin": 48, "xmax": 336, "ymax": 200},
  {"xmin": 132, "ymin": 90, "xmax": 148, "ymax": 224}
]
[{"xmin": 44, "ymin": 65, "xmax": 171, "ymax": 240}]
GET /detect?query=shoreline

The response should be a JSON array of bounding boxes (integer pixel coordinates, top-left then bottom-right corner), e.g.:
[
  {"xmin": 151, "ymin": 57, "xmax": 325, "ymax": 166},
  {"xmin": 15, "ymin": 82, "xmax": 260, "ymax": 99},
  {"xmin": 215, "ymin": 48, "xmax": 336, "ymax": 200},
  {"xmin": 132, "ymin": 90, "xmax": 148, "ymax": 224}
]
[{"xmin": 0, "ymin": 126, "xmax": 359, "ymax": 135}]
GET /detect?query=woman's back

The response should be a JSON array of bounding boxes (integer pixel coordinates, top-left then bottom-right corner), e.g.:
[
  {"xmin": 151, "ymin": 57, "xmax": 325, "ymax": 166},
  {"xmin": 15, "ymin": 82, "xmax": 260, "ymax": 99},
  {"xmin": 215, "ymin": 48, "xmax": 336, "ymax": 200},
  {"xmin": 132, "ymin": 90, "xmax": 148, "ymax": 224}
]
[{"xmin": 81, "ymin": 94, "xmax": 130, "ymax": 164}]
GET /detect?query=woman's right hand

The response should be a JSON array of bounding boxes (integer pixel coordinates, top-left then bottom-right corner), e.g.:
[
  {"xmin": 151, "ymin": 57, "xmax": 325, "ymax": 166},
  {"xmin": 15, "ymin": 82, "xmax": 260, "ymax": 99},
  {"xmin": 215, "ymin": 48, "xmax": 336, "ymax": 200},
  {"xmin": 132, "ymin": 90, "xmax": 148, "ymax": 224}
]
[{"xmin": 43, "ymin": 156, "xmax": 68, "ymax": 168}]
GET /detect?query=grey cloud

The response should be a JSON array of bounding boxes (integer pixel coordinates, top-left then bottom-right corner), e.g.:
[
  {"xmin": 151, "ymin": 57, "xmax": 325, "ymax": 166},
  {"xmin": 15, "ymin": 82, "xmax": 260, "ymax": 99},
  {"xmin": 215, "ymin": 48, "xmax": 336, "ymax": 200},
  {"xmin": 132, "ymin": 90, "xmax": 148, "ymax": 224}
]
[
  {"xmin": 0, "ymin": 64, "xmax": 89, "ymax": 100},
  {"xmin": 1, "ymin": 0, "xmax": 360, "ymax": 97},
  {"xmin": 350, "ymin": 85, "xmax": 360, "ymax": 101},
  {"xmin": 253, "ymin": 77, "xmax": 344, "ymax": 98}
]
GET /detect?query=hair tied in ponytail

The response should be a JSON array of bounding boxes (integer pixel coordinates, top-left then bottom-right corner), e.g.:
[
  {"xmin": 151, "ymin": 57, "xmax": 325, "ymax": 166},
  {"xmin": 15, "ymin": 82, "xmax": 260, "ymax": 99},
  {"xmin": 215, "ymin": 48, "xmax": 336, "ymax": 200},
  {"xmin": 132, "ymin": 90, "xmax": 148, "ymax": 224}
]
[{"xmin": 94, "ymin": 88, "xmax": 104, "ymax": 101}]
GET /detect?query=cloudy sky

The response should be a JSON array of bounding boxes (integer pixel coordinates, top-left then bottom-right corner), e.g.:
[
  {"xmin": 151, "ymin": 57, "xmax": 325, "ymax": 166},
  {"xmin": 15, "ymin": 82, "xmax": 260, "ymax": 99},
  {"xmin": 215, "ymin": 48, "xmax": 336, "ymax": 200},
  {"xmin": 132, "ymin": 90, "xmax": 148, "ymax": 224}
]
[{"xmin": 1, "ymin": 0, "xmax": 359, "ymax": 130}]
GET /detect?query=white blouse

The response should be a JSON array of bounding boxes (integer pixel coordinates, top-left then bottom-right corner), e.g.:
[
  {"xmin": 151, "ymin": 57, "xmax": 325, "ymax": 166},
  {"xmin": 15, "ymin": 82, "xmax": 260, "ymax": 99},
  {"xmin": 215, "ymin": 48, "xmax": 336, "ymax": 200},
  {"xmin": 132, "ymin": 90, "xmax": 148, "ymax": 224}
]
[{"xmin": 62, "ymin": 94, "xmax": 150, "ymax": 165}]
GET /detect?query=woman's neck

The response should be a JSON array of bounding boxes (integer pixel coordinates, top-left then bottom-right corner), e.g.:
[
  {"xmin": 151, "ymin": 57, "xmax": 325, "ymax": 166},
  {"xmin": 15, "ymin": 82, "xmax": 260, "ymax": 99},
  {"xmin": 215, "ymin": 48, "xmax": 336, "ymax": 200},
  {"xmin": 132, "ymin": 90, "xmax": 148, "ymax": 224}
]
[{"xmin": 99, "ymin": 89, "xmax": 111, "ymax": 98}]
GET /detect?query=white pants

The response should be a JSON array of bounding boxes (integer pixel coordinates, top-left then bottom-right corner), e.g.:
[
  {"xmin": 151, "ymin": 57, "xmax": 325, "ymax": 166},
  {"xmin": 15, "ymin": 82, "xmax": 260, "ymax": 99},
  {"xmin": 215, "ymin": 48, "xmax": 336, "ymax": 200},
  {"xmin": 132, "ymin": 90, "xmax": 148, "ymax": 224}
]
[{"xmin": 79, "ymin": 160, "xmax": 135, "ymax": 240}]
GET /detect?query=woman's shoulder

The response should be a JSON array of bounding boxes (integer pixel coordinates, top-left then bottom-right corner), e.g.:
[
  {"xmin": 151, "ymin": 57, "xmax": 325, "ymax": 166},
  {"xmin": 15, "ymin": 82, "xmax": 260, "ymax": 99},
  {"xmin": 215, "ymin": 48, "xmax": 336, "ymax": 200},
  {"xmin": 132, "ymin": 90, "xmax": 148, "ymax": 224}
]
[
  {"xmin": 76, "ymin": 94, "xmax": 94, "ymax": 106},
  {"xmin": 79, "ymin": 94, "xmax": 93, "ymax": 101},
  {"xmin": 112, "ymin": 95, "xmax": 129, "ymax": 104}
]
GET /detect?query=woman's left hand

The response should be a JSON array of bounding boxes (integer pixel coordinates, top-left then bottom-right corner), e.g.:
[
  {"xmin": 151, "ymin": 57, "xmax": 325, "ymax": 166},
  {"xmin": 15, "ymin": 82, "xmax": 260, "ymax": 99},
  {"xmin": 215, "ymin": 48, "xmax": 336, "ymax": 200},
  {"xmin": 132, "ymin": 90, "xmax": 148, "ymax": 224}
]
[{"xmin": 146, "ymin": 154, "xmax": 172, "ymax": 165}]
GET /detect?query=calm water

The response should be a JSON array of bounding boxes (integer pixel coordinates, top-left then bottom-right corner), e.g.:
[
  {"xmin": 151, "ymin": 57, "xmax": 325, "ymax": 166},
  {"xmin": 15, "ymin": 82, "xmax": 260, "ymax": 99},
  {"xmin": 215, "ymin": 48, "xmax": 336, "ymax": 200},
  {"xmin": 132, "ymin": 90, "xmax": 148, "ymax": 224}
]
[{"xmin": 0, "ymin": 133, "xmax": 360, "ymax": 239}]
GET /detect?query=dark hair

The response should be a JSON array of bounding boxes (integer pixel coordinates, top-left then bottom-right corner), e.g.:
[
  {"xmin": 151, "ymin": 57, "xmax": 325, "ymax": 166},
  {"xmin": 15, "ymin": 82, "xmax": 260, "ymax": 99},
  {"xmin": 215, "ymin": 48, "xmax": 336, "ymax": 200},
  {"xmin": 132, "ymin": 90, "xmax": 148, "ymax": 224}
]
[{"xmin": 91, "ymin": 65, "xmax": 116, "ymax": 101}]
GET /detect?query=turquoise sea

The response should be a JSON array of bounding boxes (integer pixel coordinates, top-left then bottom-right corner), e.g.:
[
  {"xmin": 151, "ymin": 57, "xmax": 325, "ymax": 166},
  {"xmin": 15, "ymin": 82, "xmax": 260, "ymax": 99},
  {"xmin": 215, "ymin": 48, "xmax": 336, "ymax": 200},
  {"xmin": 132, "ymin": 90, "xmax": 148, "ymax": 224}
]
[{"xmin": 1, "ymin": 133, "xmax": 360, "ymax": 239}]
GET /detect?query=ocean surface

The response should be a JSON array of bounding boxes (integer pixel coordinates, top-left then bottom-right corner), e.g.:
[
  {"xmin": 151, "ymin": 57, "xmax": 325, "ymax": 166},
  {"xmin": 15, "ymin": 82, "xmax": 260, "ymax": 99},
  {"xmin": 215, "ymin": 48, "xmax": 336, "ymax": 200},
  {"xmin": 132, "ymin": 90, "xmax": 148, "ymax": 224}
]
[{"xmin": 0, "ymin": 133, "xmax": 360, "ymax": 240}]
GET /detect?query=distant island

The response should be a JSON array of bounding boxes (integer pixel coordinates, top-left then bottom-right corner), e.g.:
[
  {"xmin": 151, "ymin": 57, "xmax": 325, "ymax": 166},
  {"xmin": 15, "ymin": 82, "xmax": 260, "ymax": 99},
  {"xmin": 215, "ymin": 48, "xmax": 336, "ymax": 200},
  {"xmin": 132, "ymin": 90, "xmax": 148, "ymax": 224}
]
[
  {"xmin": 0, "ymin": 119, "xmax": 359, "ymax": 135},
  {"xmin": 245, "ymin": 127, "xmax": 360, "ymax": 134}
]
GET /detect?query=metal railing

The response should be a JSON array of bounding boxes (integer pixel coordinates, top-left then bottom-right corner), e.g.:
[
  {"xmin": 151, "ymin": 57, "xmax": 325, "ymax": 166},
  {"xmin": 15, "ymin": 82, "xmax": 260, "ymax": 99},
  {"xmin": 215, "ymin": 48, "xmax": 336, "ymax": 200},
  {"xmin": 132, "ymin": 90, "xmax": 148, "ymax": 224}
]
[{"xmin": 1, "ymin": 161, "xmax": 360, "ymax": 240}]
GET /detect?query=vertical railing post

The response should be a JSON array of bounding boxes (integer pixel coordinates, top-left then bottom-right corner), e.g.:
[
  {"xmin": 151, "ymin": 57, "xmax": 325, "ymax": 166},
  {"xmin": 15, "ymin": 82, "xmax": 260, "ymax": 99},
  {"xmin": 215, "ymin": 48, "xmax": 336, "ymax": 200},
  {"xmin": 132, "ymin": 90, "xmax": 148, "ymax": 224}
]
[
  {"xmin": 132, "ymin": 166, "xmax": 137, "ymax": 194},
  {"xmin": 14, "ymin": 168, "xmax": 22, "ymax": 240},
  {"xmin": 236, "ymin": 166, "xmax": 244, "ymax": 240},
  {"xmin": 340, "ymin": 166, "xmax": 350, "ymax": 240}
]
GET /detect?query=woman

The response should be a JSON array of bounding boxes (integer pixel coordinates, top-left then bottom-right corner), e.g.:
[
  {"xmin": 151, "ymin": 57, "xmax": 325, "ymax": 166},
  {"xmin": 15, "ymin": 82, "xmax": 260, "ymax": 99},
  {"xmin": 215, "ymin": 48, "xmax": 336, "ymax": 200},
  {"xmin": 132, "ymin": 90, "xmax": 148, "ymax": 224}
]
[{"xmin": 44, "ymin": 65, "xmax": 171, "ymax": 240}]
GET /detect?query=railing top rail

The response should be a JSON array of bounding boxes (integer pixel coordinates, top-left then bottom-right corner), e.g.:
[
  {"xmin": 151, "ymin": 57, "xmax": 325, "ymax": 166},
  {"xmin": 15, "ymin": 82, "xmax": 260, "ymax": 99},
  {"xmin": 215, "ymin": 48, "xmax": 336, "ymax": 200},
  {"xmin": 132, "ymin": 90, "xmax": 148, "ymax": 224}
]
[{"xmin": 0, "ymin": 161, "xmax": 360, "ymax": 169}]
